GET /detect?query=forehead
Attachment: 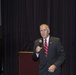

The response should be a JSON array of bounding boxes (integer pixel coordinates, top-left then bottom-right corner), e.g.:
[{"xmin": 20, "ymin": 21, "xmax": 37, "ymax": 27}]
[{"xmin": 40, "ymin": 24, "xmax": 48, "ymax": 29}]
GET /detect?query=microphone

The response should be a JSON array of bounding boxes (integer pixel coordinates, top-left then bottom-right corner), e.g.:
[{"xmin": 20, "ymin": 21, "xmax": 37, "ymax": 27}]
[
  {"xmin": 26, "ymin": 43, "xmax": 32, "ymax": 51},
  {"xmin": 39, "ymin": 39, "xmax": 42, "ymax": 47},
  {"xmin": 21, "ymin": 42, "xmax": 27, "ymax": 51}
]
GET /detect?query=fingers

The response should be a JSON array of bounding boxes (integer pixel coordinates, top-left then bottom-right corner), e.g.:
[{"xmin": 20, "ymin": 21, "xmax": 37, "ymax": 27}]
[
  {"xmin": 36, "ymin": 46, "xmax": 42, "ymax": 53},
  {"xmin": 48, "ymin": 68, "xmax": 55, "ymax": 72},
  {"xmin": 48, "ymin": 65, "xmax": 56, "ymax": 72}
]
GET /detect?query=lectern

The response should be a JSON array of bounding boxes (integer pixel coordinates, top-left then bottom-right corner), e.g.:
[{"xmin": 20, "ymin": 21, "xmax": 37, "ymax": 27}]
[{"xmin": 18, "ymin": 51, "xmax": 39, "ymax": 75}]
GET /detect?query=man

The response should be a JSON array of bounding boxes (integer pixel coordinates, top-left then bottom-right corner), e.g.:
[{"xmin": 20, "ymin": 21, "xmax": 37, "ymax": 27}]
[{"xmin": 32, "ymin": 24, "xmax": 65, "ymax": 75}]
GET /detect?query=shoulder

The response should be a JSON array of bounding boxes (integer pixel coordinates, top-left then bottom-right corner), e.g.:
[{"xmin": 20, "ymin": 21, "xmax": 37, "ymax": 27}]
[
  {"xmin": 50, "ymin": 36, "xmax": 61, "ymax": 44},
  {"xmin": 51, "ymin": 36, "xmax": 60, "ymax": 41}
]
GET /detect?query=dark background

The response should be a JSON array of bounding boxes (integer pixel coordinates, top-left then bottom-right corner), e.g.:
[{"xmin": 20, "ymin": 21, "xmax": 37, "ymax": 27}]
[{"xmin": 0, "ymin": 0, "xmax": 76, "ymax": 75}]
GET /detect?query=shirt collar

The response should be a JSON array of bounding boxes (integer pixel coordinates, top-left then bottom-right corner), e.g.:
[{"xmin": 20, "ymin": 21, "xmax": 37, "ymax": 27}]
[{"xmin": 43, "ymin": 35, "xmax": 50, "ymax": 45}]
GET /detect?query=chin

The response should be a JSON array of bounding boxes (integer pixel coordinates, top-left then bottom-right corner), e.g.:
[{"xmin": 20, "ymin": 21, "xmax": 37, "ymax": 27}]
[
  {"xmin": 41, "ymin": 35, "xmax": 47, "ymax": 38},
  {"xmin": 42, "ymin": 36, "xmax": 46, "ymax": 39}
]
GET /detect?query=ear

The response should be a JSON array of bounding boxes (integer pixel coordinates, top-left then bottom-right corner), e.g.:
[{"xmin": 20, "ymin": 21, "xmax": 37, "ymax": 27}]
[{"xmin": 48, "ymin": 29, "xmax": 50, "ymax": 34}]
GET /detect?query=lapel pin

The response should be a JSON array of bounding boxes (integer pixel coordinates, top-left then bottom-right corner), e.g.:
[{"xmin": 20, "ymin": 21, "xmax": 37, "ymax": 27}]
[{"xmin": 50, "ymin": 42, "xmax": 52, "ymax": 44}]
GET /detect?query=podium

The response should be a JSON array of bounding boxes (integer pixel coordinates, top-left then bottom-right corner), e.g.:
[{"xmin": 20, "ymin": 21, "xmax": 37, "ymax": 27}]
[{"xmin": 18, "ymin": 51, "xmax": 39, "ymax": 75}]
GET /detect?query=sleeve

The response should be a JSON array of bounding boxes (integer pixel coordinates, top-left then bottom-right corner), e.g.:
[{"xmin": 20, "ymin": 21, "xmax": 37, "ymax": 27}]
[
  {"xmin": 36, "ymin": 53, "xmax": 39, "ymax": 57},
  {"xmin": 32, "ymin": 40, "xmax": 40, "ymax": 61},
  {"xmin": 54, "ymin": 38, "xmax": 65, "ymax": 68}
]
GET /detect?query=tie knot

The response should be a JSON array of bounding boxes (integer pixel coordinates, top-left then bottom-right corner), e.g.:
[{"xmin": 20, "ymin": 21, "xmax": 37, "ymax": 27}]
[
  {"xmin": 45, "ymin": 39, "xmax": 47, "ymax": 42},
  {"xmin": 44, "ymin": 39, "xmax": 48, "ymax": 46}
]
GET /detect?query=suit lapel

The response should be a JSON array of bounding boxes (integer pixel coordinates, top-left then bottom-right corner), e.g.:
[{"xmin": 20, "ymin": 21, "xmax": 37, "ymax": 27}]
[{"xmin": 48, "ymin": 36, "xmax": 53, "ymax": 57}]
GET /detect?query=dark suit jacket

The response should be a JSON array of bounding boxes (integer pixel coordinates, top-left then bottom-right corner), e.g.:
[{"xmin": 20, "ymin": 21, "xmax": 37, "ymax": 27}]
[{"xmin": 32, "ymin": 36, "xmax": 65, "ymax": 75}]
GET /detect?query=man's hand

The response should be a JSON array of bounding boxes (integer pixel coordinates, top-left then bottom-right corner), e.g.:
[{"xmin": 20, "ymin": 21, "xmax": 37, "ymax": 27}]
[
  {"xmin": 48, "ymin": 65, "xmax": 56, "ymax": 72},
  {"xmin": 36, "ymin": 46, "xmax": 42, "ymax": 53}
]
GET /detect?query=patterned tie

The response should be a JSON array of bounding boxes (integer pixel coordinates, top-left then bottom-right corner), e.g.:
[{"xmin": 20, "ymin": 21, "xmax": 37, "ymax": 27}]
[{"xmin": 44, "ymin": 39, "xmax": 48, "ymax": 57}]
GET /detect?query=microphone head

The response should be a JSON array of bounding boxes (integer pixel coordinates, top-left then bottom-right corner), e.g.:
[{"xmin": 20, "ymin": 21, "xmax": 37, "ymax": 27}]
[
  {"xmin": 39, "ymin": 39, "xmax": 42, "ymax": 47},
  {"xmin": 39, "ymin": 39, "xmax": 42, "ymax": 43}
]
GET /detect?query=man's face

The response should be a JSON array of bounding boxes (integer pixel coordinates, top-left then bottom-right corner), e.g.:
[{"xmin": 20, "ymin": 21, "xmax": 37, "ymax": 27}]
[{"xmin": 40, "ymin": 24, "xmax": 50, "ymax": 39}]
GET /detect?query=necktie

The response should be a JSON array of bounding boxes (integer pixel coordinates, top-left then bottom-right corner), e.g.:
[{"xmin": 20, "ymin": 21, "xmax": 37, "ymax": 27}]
[{"xmin": 44, "ymin": 39, "xmax": 48, "ymax": 57}]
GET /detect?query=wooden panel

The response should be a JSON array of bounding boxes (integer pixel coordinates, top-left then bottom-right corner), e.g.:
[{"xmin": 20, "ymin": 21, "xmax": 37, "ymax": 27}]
[{"xmin": 18, "ymin": 51, "xmax": 39, "ymax": 75}]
